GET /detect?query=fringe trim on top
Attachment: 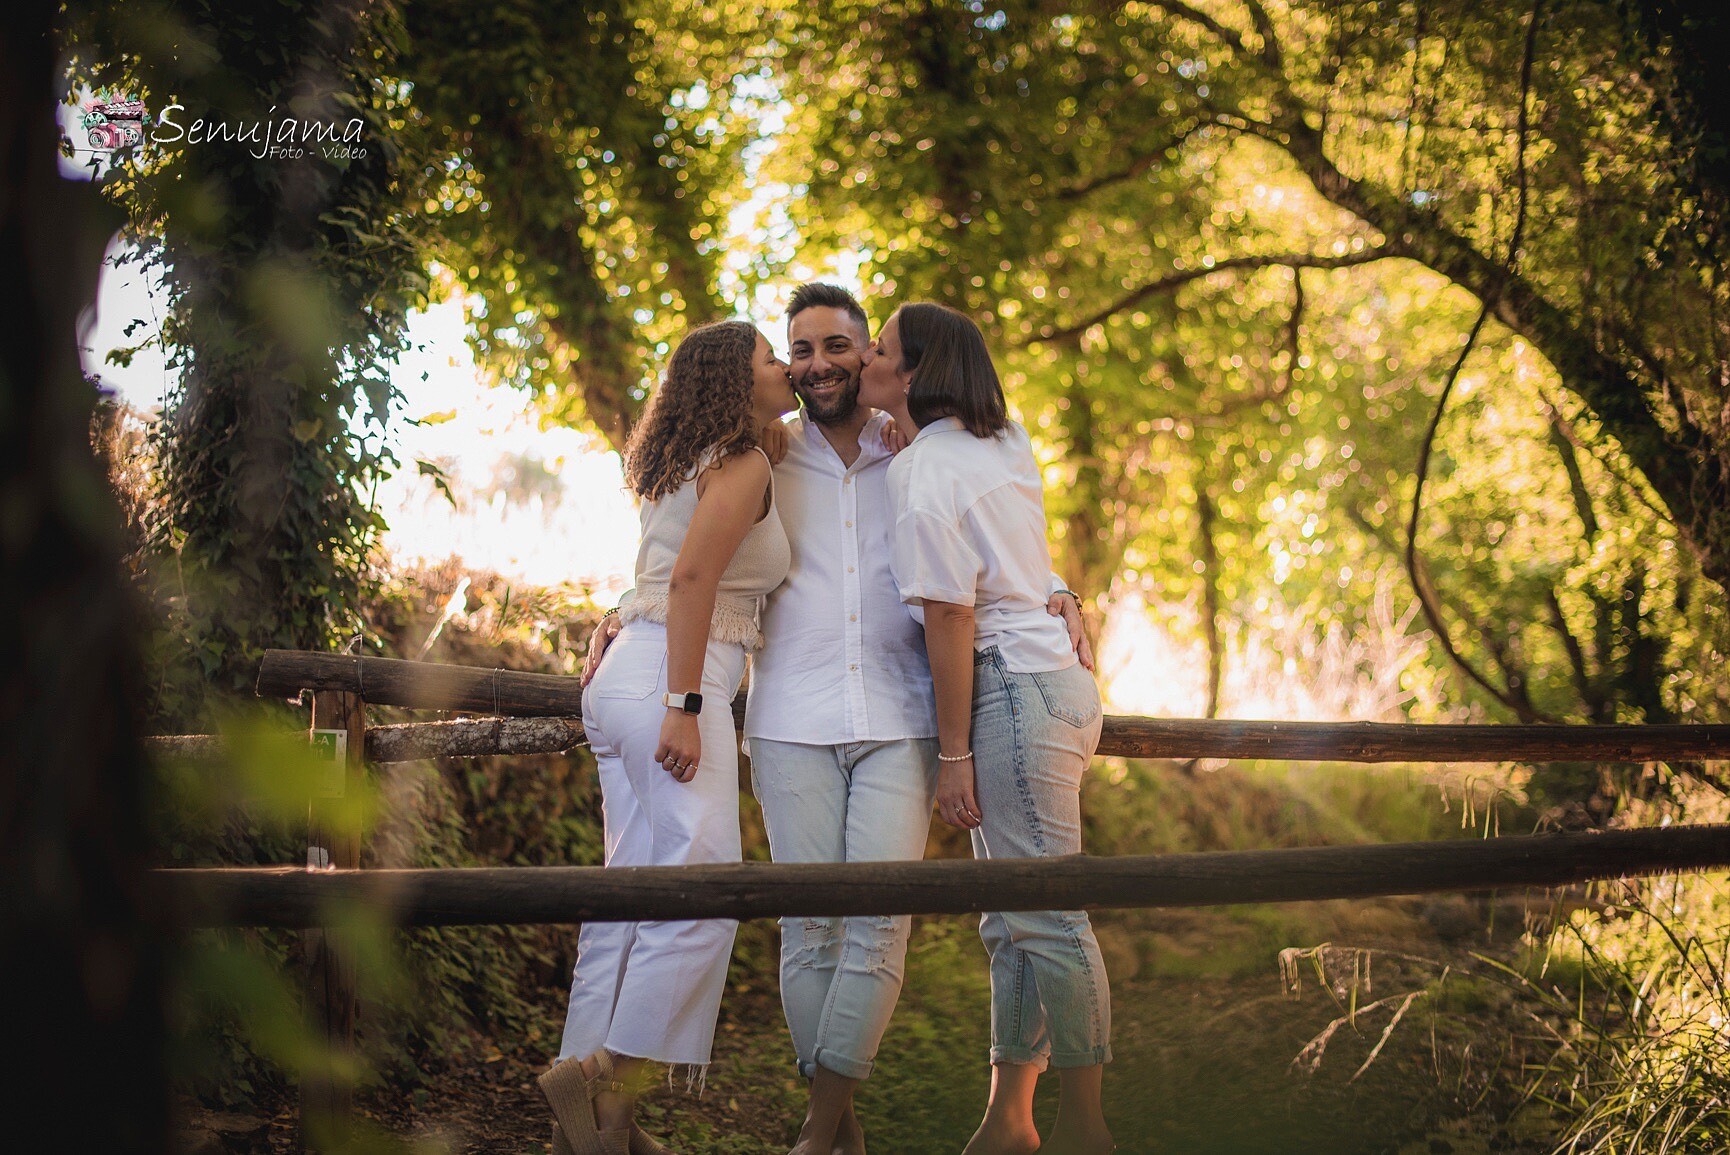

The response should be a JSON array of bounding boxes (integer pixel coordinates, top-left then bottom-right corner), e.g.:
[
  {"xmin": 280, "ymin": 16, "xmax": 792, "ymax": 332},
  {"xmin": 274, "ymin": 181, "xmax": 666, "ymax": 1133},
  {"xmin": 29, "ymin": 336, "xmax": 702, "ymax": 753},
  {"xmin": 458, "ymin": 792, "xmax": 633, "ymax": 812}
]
[{"xmin": 619, "ymin": 584, "xmax": 763, "ymax": 651}]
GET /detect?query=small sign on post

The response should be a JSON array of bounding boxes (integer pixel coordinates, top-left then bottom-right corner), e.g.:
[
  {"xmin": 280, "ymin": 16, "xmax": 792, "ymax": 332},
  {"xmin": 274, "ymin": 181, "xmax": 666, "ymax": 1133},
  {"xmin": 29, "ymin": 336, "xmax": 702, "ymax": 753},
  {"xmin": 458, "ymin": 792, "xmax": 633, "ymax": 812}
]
[
  {"xmin": 306, "ymin": 730, "xmax": 346, "ymax": 870},
  {"xmin": 308, "ymin": 729, "xmax": 348, "ymax": 798}
]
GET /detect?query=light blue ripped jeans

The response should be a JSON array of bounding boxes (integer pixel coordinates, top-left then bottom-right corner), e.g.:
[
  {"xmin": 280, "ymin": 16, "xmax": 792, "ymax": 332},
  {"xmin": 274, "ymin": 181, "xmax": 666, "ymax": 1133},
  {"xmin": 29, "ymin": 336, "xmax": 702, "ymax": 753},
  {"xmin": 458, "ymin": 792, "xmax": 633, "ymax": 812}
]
[
  {"xmin": 749, "ymin": 738, "xmax": 938, "ymax": 1080},
  {"xmin": 971, "ymin": 647, "xmax": 1112, "ymax": 1070}
]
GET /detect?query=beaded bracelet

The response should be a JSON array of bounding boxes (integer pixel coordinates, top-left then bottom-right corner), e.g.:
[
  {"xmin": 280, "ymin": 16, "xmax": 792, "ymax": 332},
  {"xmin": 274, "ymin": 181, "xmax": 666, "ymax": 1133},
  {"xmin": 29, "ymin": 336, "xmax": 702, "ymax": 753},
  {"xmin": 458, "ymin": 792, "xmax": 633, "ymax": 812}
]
[{"xmin": 937, "ymin": 750, "xmax": 974, "ymax": 762}]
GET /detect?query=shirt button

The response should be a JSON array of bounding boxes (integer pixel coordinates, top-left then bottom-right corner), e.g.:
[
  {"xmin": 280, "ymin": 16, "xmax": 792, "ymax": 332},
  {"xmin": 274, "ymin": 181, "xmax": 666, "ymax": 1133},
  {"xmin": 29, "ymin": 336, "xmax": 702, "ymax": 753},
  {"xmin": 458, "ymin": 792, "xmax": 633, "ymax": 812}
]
[
  {"xmin": 849, "ymin": 663, "xmax": 859, "ymax": 671},
  {"xmin": 847, "ymin": 566, "xmax": 855, "ymax": 573},
  {"xmin": 849, "ymin": 614, "xmax": 858, "ymax": 622},
  {"xmin": 845, "ymin": 520, "xmax": 853, "ymax": 527}
]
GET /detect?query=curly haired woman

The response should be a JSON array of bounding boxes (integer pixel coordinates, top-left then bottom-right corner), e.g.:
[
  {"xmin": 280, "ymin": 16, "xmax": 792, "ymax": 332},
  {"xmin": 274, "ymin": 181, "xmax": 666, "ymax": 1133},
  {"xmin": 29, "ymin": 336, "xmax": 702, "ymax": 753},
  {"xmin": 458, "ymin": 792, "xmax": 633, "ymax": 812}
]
[{"xmin": 541, "ymin": 320, "xmax": 796, "ymax": 1155}]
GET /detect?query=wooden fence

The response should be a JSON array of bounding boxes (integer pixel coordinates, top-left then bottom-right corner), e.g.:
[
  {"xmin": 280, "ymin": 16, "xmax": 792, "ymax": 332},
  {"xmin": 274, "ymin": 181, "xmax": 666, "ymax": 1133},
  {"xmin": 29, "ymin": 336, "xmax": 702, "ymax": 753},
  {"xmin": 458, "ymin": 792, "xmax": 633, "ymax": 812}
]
[{"xmin": 146, "ymin": 648, "xmax": 1730, "ymax": 1151}]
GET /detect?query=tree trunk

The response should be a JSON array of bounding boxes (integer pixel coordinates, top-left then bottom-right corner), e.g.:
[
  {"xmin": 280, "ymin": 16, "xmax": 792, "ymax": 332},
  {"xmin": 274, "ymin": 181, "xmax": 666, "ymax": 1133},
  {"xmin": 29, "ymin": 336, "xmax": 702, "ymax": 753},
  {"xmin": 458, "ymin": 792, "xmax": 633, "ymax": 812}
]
[
  {"xmin": 0, "ymin": 5, "xmax": 167, "ymax": 1147},
  {"xmin": 1195, "ymin": 473, "xmax": 1224, "ymax": 720}
]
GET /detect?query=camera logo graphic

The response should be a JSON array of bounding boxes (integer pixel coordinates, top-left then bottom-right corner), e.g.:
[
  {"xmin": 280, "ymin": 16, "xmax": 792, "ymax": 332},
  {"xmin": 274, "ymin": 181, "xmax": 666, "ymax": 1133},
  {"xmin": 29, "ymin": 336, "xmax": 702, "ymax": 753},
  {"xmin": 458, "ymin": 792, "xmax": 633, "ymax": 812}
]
[{"xmin": 82, "ymin": 98, "xmax": 149, "ymax": 151}]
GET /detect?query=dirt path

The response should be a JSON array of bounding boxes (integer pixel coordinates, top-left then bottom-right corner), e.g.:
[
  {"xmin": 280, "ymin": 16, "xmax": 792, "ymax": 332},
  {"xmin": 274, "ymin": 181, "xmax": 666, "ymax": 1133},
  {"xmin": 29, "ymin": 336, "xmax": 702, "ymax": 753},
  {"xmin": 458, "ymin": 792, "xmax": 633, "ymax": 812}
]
[{"xmin": 228, "ymin": 898, "xmax": 1555, "ymax": 1154}]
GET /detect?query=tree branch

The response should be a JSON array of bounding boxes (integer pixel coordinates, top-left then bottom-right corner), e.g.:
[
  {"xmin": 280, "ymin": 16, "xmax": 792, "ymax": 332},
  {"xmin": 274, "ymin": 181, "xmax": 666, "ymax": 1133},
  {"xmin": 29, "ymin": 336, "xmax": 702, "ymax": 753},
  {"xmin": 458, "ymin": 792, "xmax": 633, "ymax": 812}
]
[
  {"xmin": 1539, "ymin": 392, "xmax": 1672, "ymax": 525},
  {"xmin": 1239, "ymin": 0, "xmax": 1284, "ymax": 71},
  {"xmin": 1543, "ymin": 587, "xmax": 1600, "ymax": 718},
  {"xmin": 1542, "ymin": 399, "xmax": 1598, "ymax": 543},
  {"xmin": 1402, "ymin": 0, "xmax": 1561, "ymax": 726},
  {"xmin": 1056, "ymin": 121, "xmax": 1208, "ymax": 201},
  {"xmin": 1144, "ymin": 0, "xmax": 1253, "ymax": 61},
  {"xmin": 1033, "ymin": 247, "xmax": 1386, "ymax": 344},
  {"xmin": 1265, "ymin": 5, "xmax": 1729, "ymax": 593},
  {"xmin": 1346, "ymin": 498, "xmax": 1556, "ymax": 723},
  {"xmin": 1402, "ymin": 304, "xmax": 1556, "ymax": 721}
]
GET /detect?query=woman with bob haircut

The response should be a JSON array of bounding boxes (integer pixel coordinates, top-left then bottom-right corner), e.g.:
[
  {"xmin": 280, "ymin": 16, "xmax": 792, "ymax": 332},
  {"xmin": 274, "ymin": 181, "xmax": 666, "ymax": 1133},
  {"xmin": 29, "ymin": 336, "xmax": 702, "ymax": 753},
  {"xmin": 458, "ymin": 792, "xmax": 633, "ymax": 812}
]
[
  {"xmin": 541, "ymin": 319, "xmax": 796, "ymax": 1155},
  {"xmin": 860, "ymin": 302, "xmax": 1113, "ymax": 1155}
]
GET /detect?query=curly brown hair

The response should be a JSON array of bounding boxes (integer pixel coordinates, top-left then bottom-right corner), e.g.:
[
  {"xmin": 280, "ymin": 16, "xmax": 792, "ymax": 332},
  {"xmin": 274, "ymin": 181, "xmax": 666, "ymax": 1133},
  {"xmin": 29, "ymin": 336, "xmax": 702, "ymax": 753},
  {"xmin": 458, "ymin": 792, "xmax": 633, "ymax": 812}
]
[{"xmin": 624, "ymin": 319, "xmax": 762, "ymax": 501}]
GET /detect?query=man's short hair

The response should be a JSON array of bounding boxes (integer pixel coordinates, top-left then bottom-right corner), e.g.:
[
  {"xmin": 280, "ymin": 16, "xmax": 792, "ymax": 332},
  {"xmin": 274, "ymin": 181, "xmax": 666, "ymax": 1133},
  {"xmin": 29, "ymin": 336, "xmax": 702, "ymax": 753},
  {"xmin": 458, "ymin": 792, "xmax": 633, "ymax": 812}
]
[{"xmin": 788, "ymin": 282, "xmax": 870, "ymax": 341}]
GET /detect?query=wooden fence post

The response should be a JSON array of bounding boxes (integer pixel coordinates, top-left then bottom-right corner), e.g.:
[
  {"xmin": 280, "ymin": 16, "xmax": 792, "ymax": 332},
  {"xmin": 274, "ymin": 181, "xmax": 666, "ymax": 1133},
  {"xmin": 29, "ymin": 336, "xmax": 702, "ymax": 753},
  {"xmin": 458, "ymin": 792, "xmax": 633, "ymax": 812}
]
[{"xmin": 301, "ymin": 688, "xmax": 365, "ymax": 1153}]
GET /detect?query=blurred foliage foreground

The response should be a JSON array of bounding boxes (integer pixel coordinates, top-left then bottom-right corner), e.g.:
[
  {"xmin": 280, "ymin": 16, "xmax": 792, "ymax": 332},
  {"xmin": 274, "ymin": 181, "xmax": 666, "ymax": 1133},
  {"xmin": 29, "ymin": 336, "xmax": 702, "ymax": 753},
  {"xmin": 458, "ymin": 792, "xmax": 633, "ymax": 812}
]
[
  {"xmin": 149, "ymin": 564, "xmax": 1730, "ymax": 1154},
  {"xmin": 60, "ymin": 0, "xmax": 1730, "ymax": 1146}
]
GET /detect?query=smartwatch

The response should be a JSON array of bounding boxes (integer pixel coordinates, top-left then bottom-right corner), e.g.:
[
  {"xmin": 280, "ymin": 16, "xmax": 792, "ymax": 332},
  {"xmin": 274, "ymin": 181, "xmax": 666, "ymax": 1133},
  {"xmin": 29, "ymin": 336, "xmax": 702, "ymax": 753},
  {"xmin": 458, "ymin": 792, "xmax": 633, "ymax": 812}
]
[{"xmin": 663, "ymin": 691, "xmax": 703, "ymax": 714}]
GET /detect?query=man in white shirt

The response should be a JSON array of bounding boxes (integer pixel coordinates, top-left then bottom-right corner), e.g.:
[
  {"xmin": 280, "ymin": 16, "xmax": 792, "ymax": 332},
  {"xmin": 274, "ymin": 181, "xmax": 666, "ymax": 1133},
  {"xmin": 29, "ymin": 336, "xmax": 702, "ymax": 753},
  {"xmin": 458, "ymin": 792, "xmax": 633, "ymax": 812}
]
[{"xmin": 585, "ymin": 284, "xmax": 1086, "ymax": 1155}]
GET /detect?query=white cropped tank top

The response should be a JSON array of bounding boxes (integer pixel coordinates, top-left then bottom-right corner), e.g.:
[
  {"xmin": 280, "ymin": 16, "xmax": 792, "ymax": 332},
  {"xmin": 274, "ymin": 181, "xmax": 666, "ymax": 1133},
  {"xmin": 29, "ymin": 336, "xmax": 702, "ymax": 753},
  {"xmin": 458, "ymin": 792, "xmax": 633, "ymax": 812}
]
[{"xmin": 619, "ymin": 446, "xmax": 791, "ymax": 650}]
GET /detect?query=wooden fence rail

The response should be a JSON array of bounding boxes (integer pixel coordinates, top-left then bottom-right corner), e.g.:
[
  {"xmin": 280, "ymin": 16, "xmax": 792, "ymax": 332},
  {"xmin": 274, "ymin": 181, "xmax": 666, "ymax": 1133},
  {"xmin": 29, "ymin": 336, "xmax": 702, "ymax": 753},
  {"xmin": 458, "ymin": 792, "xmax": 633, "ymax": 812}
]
[
  {"xmin": 179, "ymin": 648, "xmax": 1730, "ymax": 1153},
  {"xmin": 148, "ymin": 716, "xmax": 588, "ymax": 764},
  {"xmin": 159, "ymin": 825, "xmax": 1730, "ymax": 929},
  {"xmin": 254, "ymin": 649, "xmax": 1730, "ymax": 764}
]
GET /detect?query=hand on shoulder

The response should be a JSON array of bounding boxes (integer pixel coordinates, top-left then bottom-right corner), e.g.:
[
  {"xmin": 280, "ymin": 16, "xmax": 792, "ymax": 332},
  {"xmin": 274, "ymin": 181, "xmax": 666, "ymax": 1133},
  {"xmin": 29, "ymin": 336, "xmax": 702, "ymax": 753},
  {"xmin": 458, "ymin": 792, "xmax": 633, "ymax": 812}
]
[
  {"xmin": 759, "ymin": 420, "xmax": 790, "ymax": 465},
  {"xmin": 881, "ymin": 420, "xmax": 909, "ymax": 455}
]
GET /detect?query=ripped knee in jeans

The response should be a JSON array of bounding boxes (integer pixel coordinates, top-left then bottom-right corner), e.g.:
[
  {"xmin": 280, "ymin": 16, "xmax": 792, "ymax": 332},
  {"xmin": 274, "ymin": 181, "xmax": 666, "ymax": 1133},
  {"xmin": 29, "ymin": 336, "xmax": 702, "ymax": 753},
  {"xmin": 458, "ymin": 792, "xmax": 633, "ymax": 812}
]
[
  {"xmin": 791, "ymin": 917, "xmax": 839, "ymax": 968},
  {"xmin": 854, "ymin": 914, "xmax": 902, "ymax": 972}
]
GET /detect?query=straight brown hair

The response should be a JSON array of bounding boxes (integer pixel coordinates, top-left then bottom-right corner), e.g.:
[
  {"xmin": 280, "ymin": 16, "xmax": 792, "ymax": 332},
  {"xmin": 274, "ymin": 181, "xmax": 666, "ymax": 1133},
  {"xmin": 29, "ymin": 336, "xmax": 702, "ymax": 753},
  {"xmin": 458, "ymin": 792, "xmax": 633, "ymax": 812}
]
[{"xmin": 896, "ymin": 302, "xmax": 1009, "ymax": 438}]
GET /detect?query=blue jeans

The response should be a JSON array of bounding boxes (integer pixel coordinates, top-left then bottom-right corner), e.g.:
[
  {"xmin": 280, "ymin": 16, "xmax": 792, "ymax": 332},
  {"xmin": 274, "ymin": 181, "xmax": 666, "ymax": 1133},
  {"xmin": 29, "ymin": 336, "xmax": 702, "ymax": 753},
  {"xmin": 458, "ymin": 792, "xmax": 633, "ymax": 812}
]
[
  {"xmin": 970, "ymin": 648, "xmax": 1112, "ymax": 1070},
  {"xmin": 750, "ymin": 738, "xmax": 939, "ymax": 1080}
]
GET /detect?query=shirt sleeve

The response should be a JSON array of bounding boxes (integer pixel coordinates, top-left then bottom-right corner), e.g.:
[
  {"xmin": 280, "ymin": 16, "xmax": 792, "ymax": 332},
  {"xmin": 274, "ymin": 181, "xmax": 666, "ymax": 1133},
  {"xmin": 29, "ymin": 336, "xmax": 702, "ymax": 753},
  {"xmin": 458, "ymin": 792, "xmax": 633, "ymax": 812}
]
[{"xmin": 892, "ymin": 508, "xmax": 980, "ymax": 607}]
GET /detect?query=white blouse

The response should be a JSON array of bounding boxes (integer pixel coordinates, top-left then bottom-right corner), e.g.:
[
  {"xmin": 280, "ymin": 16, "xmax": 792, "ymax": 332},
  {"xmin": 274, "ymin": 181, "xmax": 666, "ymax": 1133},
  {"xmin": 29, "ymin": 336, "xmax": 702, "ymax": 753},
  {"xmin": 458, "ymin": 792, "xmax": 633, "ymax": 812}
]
[{"xmin": 886, "ymin": 417, "xmax": 1077, "ymax": 674}]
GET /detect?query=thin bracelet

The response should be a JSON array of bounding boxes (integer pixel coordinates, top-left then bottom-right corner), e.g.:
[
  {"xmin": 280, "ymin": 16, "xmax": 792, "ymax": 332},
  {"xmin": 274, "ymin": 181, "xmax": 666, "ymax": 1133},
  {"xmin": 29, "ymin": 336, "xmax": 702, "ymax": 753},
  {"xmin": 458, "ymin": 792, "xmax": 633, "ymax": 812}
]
[
  {"xmin": 1053, "ymin": 588, "xmax": 1081, "ymax": 602},
  {"xmin": 937, "ymin": 750, "xmax": 973, "ymax": 762},
  {"xmin": 600, "ymin": 607, "xmax": 619, "ymax": 620}
]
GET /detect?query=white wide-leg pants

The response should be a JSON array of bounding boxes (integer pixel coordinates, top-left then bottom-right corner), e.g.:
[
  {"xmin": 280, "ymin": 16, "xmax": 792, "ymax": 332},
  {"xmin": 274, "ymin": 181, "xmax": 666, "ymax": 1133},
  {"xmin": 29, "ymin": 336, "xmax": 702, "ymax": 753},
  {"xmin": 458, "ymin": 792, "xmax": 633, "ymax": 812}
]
[{"xmin": 558, "ymin": 619, "xmax": 747, "ymax": 1068}]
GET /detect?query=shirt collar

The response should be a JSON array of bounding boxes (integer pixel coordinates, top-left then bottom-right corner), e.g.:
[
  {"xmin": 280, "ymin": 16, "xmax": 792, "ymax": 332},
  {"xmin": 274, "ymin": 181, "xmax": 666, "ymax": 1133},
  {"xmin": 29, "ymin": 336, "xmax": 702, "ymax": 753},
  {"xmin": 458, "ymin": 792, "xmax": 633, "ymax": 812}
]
[
  {"xmin": 912, "ymin": 415, "xmax": 967, "ymax": 442},
  {"xmin": 796, "ymin": 408, "xmax": 893, "ymax": 469}
]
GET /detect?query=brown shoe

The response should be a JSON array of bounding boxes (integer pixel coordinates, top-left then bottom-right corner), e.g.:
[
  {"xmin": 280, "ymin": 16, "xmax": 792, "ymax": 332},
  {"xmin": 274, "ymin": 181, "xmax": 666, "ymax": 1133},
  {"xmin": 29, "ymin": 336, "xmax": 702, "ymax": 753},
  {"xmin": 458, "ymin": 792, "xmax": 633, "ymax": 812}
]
[{"xmin": 539, "ymin": 1054, "xmax": 630, "ymax": 1155}]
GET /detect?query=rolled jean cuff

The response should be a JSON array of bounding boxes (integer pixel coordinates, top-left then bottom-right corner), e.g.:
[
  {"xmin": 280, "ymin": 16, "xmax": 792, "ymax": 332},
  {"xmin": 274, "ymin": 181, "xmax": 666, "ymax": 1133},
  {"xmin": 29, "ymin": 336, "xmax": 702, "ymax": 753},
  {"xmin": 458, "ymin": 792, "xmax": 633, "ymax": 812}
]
[
  {"xmin": 988, "ymin": 1044, "xmax": 1050, "ymax": 1072},
  {"xmin": 802, "ymin": 1045, "xmax": 874, "ymax": 1081},
  {"xmin": 988, "ymin": 1043, "xmax": 1112, "ymax": 1070},
  {"xmin": 1049, "ymin": 1044, "xmax": 1112, "ymax": 1069}
]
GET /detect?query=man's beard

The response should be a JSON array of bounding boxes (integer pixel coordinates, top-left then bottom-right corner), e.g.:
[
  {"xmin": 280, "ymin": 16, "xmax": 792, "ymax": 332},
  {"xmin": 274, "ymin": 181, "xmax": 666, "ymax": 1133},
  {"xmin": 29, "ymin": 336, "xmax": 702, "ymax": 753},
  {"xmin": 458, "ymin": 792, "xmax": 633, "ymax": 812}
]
[{"xmin": 794, "ymin": 370, "xmax": 861, "ymax": 426}]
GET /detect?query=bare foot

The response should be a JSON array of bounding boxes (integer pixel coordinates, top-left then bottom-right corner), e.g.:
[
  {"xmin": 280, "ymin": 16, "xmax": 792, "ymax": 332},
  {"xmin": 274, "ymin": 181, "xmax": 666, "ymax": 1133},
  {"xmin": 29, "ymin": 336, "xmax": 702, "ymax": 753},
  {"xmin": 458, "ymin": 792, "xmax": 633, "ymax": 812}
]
[
  {"xmin": 1038, "ymin": 1124, "xmax": 1115, "ymax": 1155},
  {"xmin": 831, "ymin": 1105, "xmax": 866, "ymax": 1155},
  {"xmin": 789, "ymin": 1117, "xmax": 841, "ymax": 1155},
  {"xmin": 961, "ymin": 1118, "xmax": 1041, "ymax": 1155}
]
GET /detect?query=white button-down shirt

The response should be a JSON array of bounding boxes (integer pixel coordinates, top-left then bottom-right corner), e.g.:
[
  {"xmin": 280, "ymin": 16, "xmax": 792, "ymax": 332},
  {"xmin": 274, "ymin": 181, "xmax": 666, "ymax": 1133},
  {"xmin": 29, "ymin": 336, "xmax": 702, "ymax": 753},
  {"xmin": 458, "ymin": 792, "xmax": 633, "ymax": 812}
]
[
  {"xmin": 887, "ymin": 417, "xmax": 1078, "ymax": 674},
  {"xmin": 744, "ymin": 411, "xmax": 939, "ymax": 743}
]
